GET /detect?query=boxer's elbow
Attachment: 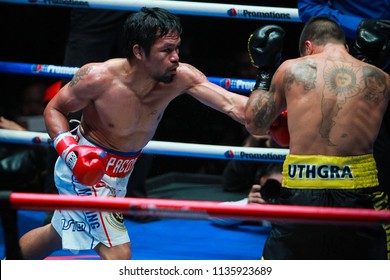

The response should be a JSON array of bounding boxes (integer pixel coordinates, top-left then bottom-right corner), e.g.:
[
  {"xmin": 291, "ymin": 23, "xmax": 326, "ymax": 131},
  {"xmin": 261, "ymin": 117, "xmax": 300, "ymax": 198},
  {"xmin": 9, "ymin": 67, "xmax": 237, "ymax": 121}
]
[
  {"xmin": 245, "ymin": 106, "xmax": 269, "ymax": 135},
  {"xmin": 245, "ymin": 118, "xmax": 268, "ymax": 136}
]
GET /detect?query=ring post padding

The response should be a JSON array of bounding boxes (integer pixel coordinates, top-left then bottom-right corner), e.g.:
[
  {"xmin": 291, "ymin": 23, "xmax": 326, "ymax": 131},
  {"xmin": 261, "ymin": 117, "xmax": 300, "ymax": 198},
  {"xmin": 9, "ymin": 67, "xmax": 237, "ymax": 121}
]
[
  {"xmin": 0, "ymin": 191, "xmax": 12, "ymax": 210},
  {"xmin": 0, "ymin": 0, "xmax": 301, "ymax": 22},
  {"xmin": 0, "ymin": 191, "xmax": 23, "ymax": 259}
]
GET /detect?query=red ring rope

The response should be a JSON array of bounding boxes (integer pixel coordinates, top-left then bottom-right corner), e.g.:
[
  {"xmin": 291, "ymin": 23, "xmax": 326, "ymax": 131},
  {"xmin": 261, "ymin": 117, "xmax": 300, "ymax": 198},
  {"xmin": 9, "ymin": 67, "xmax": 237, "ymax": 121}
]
[{"xmin": 6, "ymin": 192, "xmax": 390, "ymax": 225}]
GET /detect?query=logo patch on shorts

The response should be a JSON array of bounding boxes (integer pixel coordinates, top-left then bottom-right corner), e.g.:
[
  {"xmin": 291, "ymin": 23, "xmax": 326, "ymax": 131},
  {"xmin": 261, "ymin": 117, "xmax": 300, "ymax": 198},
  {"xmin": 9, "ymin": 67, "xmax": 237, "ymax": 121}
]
[{"xmin": 105, "ymin": 212, "xmax": 126, "ymax": 232}]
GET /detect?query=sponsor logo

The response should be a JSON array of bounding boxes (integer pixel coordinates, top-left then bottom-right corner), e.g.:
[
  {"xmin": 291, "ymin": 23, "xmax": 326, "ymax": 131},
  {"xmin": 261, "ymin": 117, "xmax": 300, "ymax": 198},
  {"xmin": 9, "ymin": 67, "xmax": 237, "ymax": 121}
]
[
  {"xmin": 224, "ymin": 150, "xmax": 235, "ymax": 158},
  {"xmin": 227, "ymin": 8, "xmax": 237, "ymax": 16},
  {"xmin": 220, "ymin": 78, "xmax": 255, "ymax": 91},
  {"xmin": 31, "ymin": 64, "xmax": 43, "ymax": 73},
  {"xmin": 32, "ymin": 136, "xmax": 41, "ymax": 144},
  {"xmin": 31, "ymin": 64, "xmax": 78, "ymax": 76},
  {"xmin": 227, "ymin": 8, "xmax": 291, "ymax": 20},
  {"xmin": 220, "ymin": 79, "xmax": 231, "ymax": 89},
  {"xmin": 65, "ymin": 151, "xmax": 78, "ymax": 170},
  {"xmin": 224, "ymin": 150, "xmax": 285, "ymax": 161},
  {"xmin": 288, "ymin": 164, "xmax": 353, "ymax": 179},
  {"xmin": 62, "ymin": 219, "xmax": 86, "ymax": 232}
]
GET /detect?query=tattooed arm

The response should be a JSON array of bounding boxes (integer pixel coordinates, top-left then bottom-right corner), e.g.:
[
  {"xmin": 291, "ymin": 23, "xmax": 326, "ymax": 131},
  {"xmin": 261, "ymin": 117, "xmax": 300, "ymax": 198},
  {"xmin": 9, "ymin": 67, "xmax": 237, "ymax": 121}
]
[
  {"xmin": 245, "ymin": 64, "xmax": 287, "ymax": 136},
  {"xmin": 44, "ymin": 64, "xmax": 103, "ymax": 139}
]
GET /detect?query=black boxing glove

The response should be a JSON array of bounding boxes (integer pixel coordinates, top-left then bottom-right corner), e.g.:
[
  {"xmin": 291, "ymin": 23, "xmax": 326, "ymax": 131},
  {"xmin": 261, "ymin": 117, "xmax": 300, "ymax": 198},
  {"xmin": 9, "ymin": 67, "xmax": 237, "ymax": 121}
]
[
  {"xmin": 248, "ymin": 25, "xmax": 285, "ymax": 90},
  {"xmin": 352, "ymin": 19, "xmax": 390, "ymax": 70},
  {"xmin": 359, "ymin": 19, "xmax": 390, "ymax": 35}
]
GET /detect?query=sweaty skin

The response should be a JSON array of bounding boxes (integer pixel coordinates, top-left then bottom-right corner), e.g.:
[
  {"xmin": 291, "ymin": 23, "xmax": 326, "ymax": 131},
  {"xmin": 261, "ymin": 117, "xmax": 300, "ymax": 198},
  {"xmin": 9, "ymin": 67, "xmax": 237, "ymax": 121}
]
[
  {"xmin": 44, "ymin": 32, "xmax": 248, "ymax": 153},
  {"xmin": 245, "ymin": 44, "xmax": 390, "ymax": 156}
]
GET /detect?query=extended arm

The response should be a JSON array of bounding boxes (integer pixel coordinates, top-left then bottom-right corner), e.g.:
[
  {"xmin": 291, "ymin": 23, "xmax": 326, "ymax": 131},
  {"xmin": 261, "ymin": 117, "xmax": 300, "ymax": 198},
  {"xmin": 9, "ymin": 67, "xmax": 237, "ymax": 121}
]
[{"xmin": 183, "ymin": 64, "xmax": 248, "ymax": 125}]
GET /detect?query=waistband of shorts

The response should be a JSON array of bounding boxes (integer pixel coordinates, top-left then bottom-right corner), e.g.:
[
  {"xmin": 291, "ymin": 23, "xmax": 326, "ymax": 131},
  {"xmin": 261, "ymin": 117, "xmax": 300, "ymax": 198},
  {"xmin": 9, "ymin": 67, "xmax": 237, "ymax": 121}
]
[
  {"xmin": 282, "ymin": 154, "xmax": 378, "ymax": 189},
  {"xmin": 76, "ymin": 128, "xmax": 141, "ymax": 178}
]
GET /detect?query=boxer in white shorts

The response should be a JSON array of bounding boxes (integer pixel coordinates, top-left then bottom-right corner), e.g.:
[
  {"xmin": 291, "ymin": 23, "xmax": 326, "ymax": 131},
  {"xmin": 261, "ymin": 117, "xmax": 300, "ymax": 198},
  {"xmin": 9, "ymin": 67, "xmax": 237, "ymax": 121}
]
[
  {"xmin": 18, "ymin": 8, "xmax": 252, "ymax": 260},
  {"xmin": 52, "ymin": 129, "xmax": 141, "ymax": 253}
]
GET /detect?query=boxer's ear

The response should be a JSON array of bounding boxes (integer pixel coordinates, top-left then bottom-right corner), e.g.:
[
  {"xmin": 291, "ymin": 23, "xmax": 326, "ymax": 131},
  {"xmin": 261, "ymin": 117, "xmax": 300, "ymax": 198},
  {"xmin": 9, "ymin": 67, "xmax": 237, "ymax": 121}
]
[
  {"xmin": 303, "ymin": 40, "xmax": 313, "ymax": 56},
  {"xmin": 133, "ymin": 45, "xmax": 143, "ymax": 59}
]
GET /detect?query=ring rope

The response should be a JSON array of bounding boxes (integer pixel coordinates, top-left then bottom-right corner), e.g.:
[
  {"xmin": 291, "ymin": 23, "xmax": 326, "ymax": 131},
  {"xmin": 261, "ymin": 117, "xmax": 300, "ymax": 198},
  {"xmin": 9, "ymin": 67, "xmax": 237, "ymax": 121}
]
[
  {"xmin": 0, "ymin": 61, "xmax": 255, "ymax": 94},
  {"xmin": 3, "ymin": 191, "xmax": 390, "ymax": 225},
  {"xmin": 0, "ymin": 129, "xmax": 288, "ymax": 162},
  {"xmin": 0, "ymin": 0, "xmax": 301, "ymax": 23}
]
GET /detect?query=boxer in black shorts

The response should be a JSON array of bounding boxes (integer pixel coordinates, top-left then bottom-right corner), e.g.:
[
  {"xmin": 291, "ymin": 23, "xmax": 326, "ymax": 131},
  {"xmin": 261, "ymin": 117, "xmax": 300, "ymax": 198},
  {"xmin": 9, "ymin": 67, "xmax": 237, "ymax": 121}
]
[{"xmin": 245, "ymin": 16, "xmax": 390, "ymax": 259}]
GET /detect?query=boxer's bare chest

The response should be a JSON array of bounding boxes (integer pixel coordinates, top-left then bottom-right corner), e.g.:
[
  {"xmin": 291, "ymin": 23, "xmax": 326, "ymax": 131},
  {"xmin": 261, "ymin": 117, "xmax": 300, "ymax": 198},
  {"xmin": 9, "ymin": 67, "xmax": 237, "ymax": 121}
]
[{"xmin": 81, "ymin": 83, "xmax": 180, "ymax": 151}]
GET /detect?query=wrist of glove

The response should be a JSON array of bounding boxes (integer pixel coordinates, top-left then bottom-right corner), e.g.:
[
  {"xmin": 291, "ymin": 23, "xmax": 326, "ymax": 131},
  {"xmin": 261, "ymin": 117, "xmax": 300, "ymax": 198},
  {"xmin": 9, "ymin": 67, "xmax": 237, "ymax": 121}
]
[
  {"xmin": 253, "ymin": 67, "xmax": 276, "ymax": 91},
  {"xmin": 54, "ymin": 131, "xmax": 108, "ymax": 185}
]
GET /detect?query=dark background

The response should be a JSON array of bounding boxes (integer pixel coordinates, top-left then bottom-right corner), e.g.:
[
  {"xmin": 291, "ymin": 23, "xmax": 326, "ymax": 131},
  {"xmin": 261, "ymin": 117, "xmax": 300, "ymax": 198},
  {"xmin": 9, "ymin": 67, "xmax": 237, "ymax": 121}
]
[{"xmin": 0, "ymin": 1, "xmax": 302, "ymax": 177}]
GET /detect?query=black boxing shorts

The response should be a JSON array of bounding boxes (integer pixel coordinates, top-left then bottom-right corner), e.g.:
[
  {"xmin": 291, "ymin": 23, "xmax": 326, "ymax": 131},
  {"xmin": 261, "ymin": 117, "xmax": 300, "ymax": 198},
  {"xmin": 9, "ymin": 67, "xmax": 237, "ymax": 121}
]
[{"xmin": 262, "ymin": 154, "xmax": 390, "ymax": 260}]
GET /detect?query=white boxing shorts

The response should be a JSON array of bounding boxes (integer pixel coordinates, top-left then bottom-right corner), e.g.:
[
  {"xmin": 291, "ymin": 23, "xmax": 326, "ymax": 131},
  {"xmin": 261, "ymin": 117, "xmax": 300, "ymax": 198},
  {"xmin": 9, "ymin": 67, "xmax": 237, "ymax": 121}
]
[{"xmin": 51, "ymin": 129, "xmax": 141, "ymax": 252}]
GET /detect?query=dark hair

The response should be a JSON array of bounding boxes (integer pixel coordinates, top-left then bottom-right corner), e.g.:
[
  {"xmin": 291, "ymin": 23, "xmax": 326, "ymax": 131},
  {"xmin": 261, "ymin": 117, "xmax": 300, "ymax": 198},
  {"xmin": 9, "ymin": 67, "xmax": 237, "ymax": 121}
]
[
  {"xmin": 123, "ymin": 7, "xmax": 182, "ymax": 59},
  {"xmin": 255, "ymin": 162, "xmax": 283, "ymax": 183},
  {"xmin": 299, "ymin": 15, "xmax": 346, "ymax": 55}
]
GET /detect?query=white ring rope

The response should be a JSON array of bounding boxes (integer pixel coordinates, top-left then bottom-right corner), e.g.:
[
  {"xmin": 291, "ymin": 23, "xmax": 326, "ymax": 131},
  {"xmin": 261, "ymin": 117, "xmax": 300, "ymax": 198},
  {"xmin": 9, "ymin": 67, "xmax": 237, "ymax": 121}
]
[
  {"xmin": 0, "ymin": 129, "xmax": 288, "ymax": 162},
  {"xmin": 1, "ymin": 0, "xmax": 300, "ymax": 22}
]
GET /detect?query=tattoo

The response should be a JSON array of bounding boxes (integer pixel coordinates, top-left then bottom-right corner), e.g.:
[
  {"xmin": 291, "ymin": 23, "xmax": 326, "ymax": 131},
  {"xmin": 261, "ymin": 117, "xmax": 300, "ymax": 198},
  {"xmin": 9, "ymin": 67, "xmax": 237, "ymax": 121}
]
[
  {"xmin": 361, "ymin": 66, "xmax": 387, "ymax": 104},
  {"xmin": 319, "ymin": 97, "xmax": 340, "ymax": 146},
  {"xmin": 284, "ymin": 59, "xmax": 317, "ymax": 91},
  {"xmin": 320, "ymin": 63, "xmax": 359, "ymax": 145},
  {"xmin": 324, "ymin": 64, "xmax": 360, "ymax": 99},
  {"xmin": 251, "ymin": 90, "xmax": 276, "ymax": 130},
  {"xmin": 69, "ymin": 66, "xmax": 91, "ymax": 87},
  {"xmin": 186, "ymin": 64, "xmax": 205, "ymax": 79}
]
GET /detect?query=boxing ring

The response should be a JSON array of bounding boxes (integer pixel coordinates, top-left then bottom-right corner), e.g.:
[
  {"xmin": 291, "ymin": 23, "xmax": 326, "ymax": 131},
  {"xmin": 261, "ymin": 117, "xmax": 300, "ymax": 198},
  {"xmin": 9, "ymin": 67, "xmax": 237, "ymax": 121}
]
[{"xmin": 1, "ymin": 0, "xmax": 390, "ymax": 262}]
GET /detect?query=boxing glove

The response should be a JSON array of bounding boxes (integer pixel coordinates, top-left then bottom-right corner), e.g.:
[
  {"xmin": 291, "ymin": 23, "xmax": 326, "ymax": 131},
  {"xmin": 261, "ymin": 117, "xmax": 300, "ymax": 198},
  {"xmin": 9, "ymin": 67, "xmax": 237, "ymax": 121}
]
[
  {"xmin": 359, "ymin": 19, "xmax": 390, "ymax": 34},
  {"xmin": 269, "ymin": 109, "xmax": 289, "ymax": 147},
  {"xmin": 248, "ymin": 25, "xmax": 285, "ymax": 90},
  {"xmin": 54, "ymin": 131, "xmax": 108, "ymax": 185},
  {"xmin": 352, "ymin": 19, "xmax": 390, "ymax": 70}
]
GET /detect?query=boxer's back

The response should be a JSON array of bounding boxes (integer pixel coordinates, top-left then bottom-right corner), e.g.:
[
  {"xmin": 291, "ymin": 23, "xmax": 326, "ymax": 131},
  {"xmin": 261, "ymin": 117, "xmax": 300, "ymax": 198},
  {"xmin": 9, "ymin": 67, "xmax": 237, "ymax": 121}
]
[{"xmin": 284, "ymin": 51, "xmax": 390, "ymax": 156}]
